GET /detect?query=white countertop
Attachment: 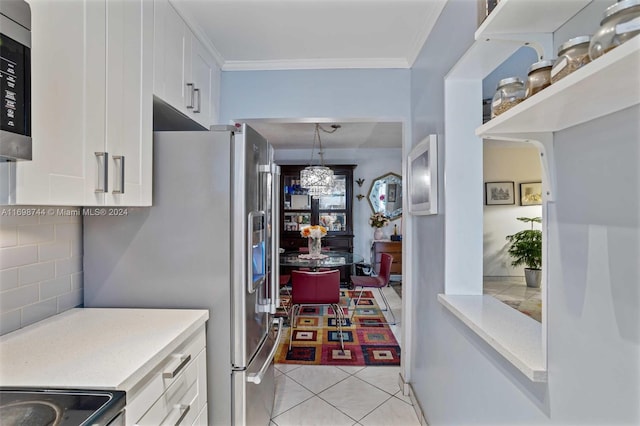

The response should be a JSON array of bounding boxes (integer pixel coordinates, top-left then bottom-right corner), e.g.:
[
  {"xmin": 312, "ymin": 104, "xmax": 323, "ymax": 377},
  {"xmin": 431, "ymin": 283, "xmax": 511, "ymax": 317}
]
[
  {"xmin": 438, "ymin": 294, "xmax": 546, "ymax": 382},
  {"xmin": 0, "ymin": 308, "xmax": 209, "ymax": 391}
]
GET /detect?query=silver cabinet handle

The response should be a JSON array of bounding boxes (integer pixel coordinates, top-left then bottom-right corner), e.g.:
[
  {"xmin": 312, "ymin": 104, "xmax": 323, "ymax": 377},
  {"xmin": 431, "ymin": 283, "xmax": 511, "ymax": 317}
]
[
  {"xmin": 95, "ymin": 152, "xmax": 108, "ymax": 193},
  {"xmin": 164, "ymin": 404, "xmax": 190, "ymax": 425},
  {"xmin": 186, "ymin": 83, "xmax": 195, "ymax": 109},
  {"xmin": 162, "ymin": 354, "xmax": 191, "ymax": 379},
  {"xmin": 112, "ymin": 155, "xmax": 125, "ymax": 194},
  {"xmin": 193, "ymin": 88, "xmax": 201, "ymax": 113}
]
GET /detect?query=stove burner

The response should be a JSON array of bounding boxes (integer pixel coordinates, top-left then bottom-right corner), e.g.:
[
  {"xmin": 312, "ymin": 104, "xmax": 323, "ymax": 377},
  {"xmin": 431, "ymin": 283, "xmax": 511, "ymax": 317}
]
[{"xmin": 1, "ymin": 400, "xmax": 62, "ymax": 426}]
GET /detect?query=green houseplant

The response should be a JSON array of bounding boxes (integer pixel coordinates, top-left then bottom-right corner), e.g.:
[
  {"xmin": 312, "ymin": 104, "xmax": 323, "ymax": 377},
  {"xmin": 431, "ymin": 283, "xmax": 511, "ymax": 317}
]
[{"xmin": 505, "ymin": 217, "xmax": 542, "ymax": 288}]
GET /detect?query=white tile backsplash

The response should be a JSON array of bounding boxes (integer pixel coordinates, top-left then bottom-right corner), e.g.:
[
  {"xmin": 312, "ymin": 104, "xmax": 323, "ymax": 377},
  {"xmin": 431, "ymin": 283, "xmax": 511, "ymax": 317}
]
[{"xmin": 0, "ymin": 207, "xmax": 83, "ymax": 335}]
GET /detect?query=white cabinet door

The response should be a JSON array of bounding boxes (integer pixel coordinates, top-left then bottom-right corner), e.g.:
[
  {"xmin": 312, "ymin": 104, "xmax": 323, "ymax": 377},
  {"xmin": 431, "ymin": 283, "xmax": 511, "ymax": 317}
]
[
  {"xmin": 190, "ymin": 36, "xmax": 216, "ymax": 128},
  {"xmin": 154, "ymin": 0, "xmax": 191, "ymax": 116},
  {"xmin": 153, "ymin": 0, "xmax": 220, "ymax": 128},
  {"xmin": 15, "ymin": 0, "xmax": 105, "ymax": 205},
  {"xmin": 14, "ymin": 0, "xmax": 152, "ymax": 206},
  {"xmin": 104, "ymin": 0, "xmax": 153, "ymax": 206}
]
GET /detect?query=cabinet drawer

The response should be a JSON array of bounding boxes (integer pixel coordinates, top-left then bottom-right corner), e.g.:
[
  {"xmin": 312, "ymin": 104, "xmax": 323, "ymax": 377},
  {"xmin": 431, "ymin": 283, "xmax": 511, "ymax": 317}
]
[
  {"xmin": 135, "ymin": 348, "xmax": 206, "ymax": 425},
  {"xmin": 192, "ymin": 403, "xmax": 208, "ymax": 426},
  {"xmin": 126, "ymin": 326, "xmax": 205, "ymax": 425}
]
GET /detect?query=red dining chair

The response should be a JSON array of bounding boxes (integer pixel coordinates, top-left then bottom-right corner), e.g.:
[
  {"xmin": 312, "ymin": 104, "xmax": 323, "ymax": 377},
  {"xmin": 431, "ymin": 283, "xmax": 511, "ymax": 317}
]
[
  {"xmin": 288, "ymin": 269, "xmax": 345, "ymax": 351},
  {"xmin": 350, "ymin": 253, "xmax": 396, "ymax": 325}
]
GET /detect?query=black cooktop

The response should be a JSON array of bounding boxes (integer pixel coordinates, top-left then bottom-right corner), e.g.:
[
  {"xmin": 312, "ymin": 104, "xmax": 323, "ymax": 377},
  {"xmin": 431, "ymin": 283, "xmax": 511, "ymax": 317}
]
[{"xmin": 0, "ymin": 388, "xmax": 125, "ymax": 426}]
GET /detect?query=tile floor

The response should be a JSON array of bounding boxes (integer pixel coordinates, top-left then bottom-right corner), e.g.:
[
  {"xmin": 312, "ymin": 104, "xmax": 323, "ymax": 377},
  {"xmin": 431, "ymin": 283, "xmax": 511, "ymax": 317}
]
[
  {"xmin": 272, "ymin": 285, "xmax": 416, "ymax": 425},
  {"xmin": 483, "ymin": 277, "xmax": 542, "ymax": 322}
]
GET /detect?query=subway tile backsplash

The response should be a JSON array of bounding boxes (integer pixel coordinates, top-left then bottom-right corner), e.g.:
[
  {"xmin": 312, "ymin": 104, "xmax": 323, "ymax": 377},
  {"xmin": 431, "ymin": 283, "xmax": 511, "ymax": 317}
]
[{"xmin": 0, "ymin": 207, "xmax": 83, "ymax": 335}]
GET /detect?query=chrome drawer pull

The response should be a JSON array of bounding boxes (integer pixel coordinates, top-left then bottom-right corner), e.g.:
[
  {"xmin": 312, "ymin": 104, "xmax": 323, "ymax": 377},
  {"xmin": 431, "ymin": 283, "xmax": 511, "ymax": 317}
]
[
  {"xmin": 162, "ymin": 354, "xmax": 191, "ymax": 379},
  {"xmin": 164, "ymin": 403, "xmax": 190, "ymax": 425}
]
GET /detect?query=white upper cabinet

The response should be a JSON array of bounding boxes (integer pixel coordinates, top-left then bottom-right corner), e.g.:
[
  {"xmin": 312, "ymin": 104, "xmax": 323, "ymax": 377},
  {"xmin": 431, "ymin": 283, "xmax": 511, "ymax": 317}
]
[
  {"xmin": 15, "ymin": 0, "xmax": 153, "ymax": 206},
  {"xmin": 153, "ymin": 0, "xmax": 220, "ymax": 129}
]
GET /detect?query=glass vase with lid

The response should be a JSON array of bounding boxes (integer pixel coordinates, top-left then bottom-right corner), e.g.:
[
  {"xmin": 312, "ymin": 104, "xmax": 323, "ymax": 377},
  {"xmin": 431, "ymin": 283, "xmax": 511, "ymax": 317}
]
[
  {"xmin": 589, "ymin": 0, "xmax": 640, "ymax": 60},
  {"xmin": 551, "ymin": 36, "xmax": 592, "ymax": 83},
  {"xmin": 491, "ymin": 77, "xmax": 525, "ymax": 118},
  {"xmin": 525, "ymin": 60, "xmax": 555, "ymax": 98}
]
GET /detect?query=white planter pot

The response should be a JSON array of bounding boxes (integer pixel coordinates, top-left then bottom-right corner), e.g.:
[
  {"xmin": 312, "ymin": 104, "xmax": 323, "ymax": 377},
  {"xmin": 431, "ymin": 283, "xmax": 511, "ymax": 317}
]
[{"xmin": 524, "ymin": 268, "xmax": 542, "ymax": 288}]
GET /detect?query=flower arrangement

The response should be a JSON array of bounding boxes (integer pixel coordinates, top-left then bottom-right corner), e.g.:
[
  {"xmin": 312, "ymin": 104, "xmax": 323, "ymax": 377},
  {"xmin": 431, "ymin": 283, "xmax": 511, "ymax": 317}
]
[
  {"xmin": 369, "ymin": 212, "xmax": 390, "ymax": 228},
  {"xmin": 300, "ymin": 225, "xmax": 327, "ymax": 239}
]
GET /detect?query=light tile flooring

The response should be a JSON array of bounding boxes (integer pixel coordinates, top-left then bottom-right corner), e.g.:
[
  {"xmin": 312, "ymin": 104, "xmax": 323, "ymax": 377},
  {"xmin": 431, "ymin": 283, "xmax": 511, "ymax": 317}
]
[
  {"xmin": 272, "ymin": 285, "xmax": 418, "ymax": 425},
  {"xmin": 483, "ymin": 278, "xmax": 542, "ymax": 322}
]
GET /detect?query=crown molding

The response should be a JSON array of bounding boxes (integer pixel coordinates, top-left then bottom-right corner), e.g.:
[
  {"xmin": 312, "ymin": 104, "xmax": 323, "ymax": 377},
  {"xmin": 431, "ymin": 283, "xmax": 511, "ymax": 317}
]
[
  {"xmin": 406, "ymin": 0, "xmax": 447, "ymax": 67},
  {"xmin": 221, "ymin": 57, "xmax": 410, "ymax": 71}
]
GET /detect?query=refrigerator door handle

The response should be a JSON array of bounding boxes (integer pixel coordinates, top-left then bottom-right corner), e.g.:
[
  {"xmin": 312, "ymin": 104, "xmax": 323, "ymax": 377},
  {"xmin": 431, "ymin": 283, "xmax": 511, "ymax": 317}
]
[
  {"xmin": 270, "ymin": 164, "xmax": 281, "ymax": 314},
  {"xmin": 246, "ymin": 318, "xmax": 283, "ymax": 385}
]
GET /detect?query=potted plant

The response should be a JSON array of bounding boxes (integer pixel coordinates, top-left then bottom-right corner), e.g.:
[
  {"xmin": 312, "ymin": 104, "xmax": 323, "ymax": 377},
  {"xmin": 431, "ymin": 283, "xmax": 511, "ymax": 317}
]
[
  {"xmin": 505, "ymin": 217, "xmax": 542, "ymax": 288},
  {"xmin": 369, "ymin": 212, "xmax": 390, "ymax": 240}
]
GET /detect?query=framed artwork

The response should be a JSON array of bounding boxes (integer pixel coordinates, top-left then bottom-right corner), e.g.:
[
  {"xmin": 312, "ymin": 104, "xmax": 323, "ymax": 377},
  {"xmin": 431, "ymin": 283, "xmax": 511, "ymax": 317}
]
[
  {"xmin": 408, "ymin": 134, "xmax": 438, "ymax": 215},
  {"xmin": 485, "ymin": 181, "xmax": 515, "ymax": 205},
  {"xmin": 387, "ymin": 183, "xmax": 397, "ymax": 203},
  {"xmin": 520, "ymin": 181, "xmax": 542, "ymax": 205}
]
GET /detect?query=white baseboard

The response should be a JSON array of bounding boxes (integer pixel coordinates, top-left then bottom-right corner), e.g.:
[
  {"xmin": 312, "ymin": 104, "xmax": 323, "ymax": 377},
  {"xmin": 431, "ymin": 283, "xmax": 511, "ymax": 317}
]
[{"xmin": 399, "ymin": 373, "xmax": 428, "ymax": 425}]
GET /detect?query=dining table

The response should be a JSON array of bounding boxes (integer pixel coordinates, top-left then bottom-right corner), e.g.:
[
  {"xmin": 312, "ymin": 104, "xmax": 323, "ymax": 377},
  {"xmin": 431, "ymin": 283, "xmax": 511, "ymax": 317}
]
[{"xmin": 280, "ymin": 251, "xmax": 365, "ymax": 285}]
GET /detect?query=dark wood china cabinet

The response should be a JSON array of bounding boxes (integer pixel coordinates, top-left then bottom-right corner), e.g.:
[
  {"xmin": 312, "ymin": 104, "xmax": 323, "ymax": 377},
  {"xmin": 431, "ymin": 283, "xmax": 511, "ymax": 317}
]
[{"xmin": 279, "ymin": 165, "xmax": 356, "ymax": 253}]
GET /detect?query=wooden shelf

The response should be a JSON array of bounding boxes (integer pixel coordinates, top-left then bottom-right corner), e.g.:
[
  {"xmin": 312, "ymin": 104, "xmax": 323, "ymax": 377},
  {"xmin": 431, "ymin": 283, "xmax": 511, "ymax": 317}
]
[
  {"xmin": 477, "ymin": 37, "xmax": 640, "ymax": 139},
  {"xmin": 476, "ymin": 0, "xmax": 592, "ymax": 39}
]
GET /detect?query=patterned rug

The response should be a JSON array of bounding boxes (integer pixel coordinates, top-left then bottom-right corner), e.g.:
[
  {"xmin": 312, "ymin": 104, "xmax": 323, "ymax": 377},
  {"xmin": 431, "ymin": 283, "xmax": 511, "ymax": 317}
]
[{"xmin": 274, "ymin": 290, "xmax": 401, "ymax": 366}]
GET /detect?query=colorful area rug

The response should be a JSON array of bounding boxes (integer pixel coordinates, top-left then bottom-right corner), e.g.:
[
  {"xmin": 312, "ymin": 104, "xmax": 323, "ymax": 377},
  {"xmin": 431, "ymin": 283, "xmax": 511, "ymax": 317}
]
[{"xmin": 274, "ymin": 290, "xmax": 401, "ymax": 366}]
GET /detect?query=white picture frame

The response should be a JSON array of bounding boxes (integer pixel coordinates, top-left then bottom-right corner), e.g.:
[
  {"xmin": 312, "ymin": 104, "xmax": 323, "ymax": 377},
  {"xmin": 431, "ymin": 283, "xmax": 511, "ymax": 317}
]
[{"xmin": 408, "ymin": 134, "xmax": 438, "ymax": 215}]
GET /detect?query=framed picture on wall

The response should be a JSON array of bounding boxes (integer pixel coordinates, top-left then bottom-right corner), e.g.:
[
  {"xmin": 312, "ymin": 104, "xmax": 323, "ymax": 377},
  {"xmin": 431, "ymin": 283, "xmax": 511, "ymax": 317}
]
[
  {"xmin": 408, "ymin": 134, "xmax": 438, "ymax": 215},
  {"xmin": 520, "ymin": 181, "xmax": 542, "ymax": 205},
  {"xmin": 485, "ymin": 181, "xmax": 515, "ymax": 205}
]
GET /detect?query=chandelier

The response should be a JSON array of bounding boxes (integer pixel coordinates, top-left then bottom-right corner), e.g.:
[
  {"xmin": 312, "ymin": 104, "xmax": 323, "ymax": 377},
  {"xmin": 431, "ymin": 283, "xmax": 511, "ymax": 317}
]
[{"xmin": 300, "ymin": 123, "xmax": 339, "ymax": 197}]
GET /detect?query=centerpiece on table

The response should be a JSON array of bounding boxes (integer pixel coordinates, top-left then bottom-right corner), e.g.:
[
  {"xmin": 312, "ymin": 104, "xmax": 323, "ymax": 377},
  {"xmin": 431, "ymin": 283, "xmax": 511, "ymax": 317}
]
[
  {"xmin": 300, "ymin": 225, "xmax": 327, "ymax": 257},
  {"xmin": 369, "ymin": 212, "xmax": 390, "ymax": 240}
]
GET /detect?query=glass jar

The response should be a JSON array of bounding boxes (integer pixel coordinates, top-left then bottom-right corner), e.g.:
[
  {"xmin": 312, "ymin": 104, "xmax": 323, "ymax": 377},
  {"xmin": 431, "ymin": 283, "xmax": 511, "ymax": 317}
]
[
  {"xmin": 525, "ymin": 60, "xmax": 555, "ymax": 98},
  {"xmin": 491, "ymin": 77, "xmax": 525, "ymax": 118},
  {"xmin": 589, "ymin": 0, "xmax": 640, "ymax": 60},
  {"xmin": 550, "ymin": 36, "xmax": 592, "ymax": 83}
]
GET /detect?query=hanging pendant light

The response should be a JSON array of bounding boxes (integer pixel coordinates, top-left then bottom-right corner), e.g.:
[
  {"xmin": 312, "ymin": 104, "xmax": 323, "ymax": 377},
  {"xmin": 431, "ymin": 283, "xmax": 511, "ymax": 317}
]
[{"xmin": 300, "ymin": 124, "xmax": 337, "ymax": 197}]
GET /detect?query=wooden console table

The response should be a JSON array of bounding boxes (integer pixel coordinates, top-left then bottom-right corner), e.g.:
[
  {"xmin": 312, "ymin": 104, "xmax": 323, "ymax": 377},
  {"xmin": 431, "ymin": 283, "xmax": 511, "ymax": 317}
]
[{"xmin": 372, "ymin": 240, "xmax": 402, "ymax": 275}]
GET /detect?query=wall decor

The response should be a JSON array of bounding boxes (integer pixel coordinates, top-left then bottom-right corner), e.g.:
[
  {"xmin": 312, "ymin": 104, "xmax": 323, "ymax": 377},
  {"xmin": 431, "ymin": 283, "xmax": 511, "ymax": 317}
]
[
  {"xmin": 408, "ymin": 134, "xmax": 438, "ymax": 215},
  {"xmin": 356, "ymin": 194, "xmax": 365, "ymax": 201},
  {"xmin": 368, "ymin": 172, "xmax": 402, "ymax": 220},
  {"xmin": 520, "ymin": 181, "xmax": 542, "ymax": 206},
  {"xmin": 356, "ymin": 178, "xmax": 365, "ymax": 187},
  {"xmin": 485, "ymin": 181, "xmax": 515, "ymax": 205}
]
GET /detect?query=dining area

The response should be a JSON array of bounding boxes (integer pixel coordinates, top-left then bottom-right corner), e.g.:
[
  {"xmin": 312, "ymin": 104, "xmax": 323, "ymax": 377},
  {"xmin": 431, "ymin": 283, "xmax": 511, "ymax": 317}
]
[{"xmin": 275, "ymin": 163, "xmax": 403, "ymax": 366}]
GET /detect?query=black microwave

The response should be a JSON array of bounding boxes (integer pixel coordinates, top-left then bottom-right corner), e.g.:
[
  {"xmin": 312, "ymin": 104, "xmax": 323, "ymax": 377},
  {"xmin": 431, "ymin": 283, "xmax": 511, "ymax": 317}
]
[{"xmin": 0, "ymin": 0, "xmax": 31, "ymax": 161}]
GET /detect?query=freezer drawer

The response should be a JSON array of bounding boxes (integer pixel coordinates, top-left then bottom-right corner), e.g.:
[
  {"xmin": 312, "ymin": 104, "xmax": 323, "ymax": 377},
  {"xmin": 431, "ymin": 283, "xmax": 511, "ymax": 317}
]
[{"xmin": 232, "ymin": 318, "xmax": 282, "ymax": 426}]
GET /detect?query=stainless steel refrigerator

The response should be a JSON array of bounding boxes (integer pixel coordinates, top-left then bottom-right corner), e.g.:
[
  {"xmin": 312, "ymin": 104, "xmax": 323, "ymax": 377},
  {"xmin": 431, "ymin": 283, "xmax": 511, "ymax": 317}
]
[{"xmin": 83, "ymin": 124, "xmax": 283, "ymax": 426}]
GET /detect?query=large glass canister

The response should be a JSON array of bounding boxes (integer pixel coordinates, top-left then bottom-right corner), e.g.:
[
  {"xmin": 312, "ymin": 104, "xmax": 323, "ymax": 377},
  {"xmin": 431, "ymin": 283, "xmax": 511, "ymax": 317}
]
[
  {"xmin": 491, "ymin": 77, "xmax": 525, "ymax": 118},
  {"xmin": 589, "ymin": 0, "xmax": 640, "ymax": 60},
  {"xmin": 525, "ymin": 60, "xmax": 555, "ymax": 98},
  {"xmin": 550, "ymin": 36, "xmax": 592, "ymax": 83}
]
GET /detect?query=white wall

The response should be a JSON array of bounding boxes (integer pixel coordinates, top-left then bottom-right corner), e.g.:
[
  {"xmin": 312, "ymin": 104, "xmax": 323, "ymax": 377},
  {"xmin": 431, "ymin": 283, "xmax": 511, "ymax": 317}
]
[
  {"xmin": 276, "ymin": 147, "xmax": 402, "ymax": 262},
  {"xmin": 221, "ymin": 68, "xmax": 410, "ymax": 266},
  {"xmin": 483, "ymin": 144, "xmax": 542, "ymax": 277},
  {"xmin": 0, "ymin": 207, "xmax": 83, "ymax": 335},
  {"xmin": 410, "ymin": 0, "xmax": 640, "ymax": 424}
]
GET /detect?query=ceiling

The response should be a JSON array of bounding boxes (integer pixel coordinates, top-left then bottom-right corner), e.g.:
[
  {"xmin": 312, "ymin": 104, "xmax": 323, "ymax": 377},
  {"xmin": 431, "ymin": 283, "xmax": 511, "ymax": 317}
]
[
  {"xmin": 173, "ymin": 0, "xmax": 447, "ymax": 71},
  {"xmin": 244, "ymin": 121, "xmax": 403, "ymax": 149},
  {"xmin": 172, "ymin": 1, "xmax": 446, "ymax": 149}
]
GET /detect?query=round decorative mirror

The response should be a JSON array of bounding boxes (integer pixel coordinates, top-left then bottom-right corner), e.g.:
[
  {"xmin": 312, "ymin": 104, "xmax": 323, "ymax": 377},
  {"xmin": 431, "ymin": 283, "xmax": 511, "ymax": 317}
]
[{"xmin": 367, "ymin": 172, "xmax": 402, "ymax": 220}]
